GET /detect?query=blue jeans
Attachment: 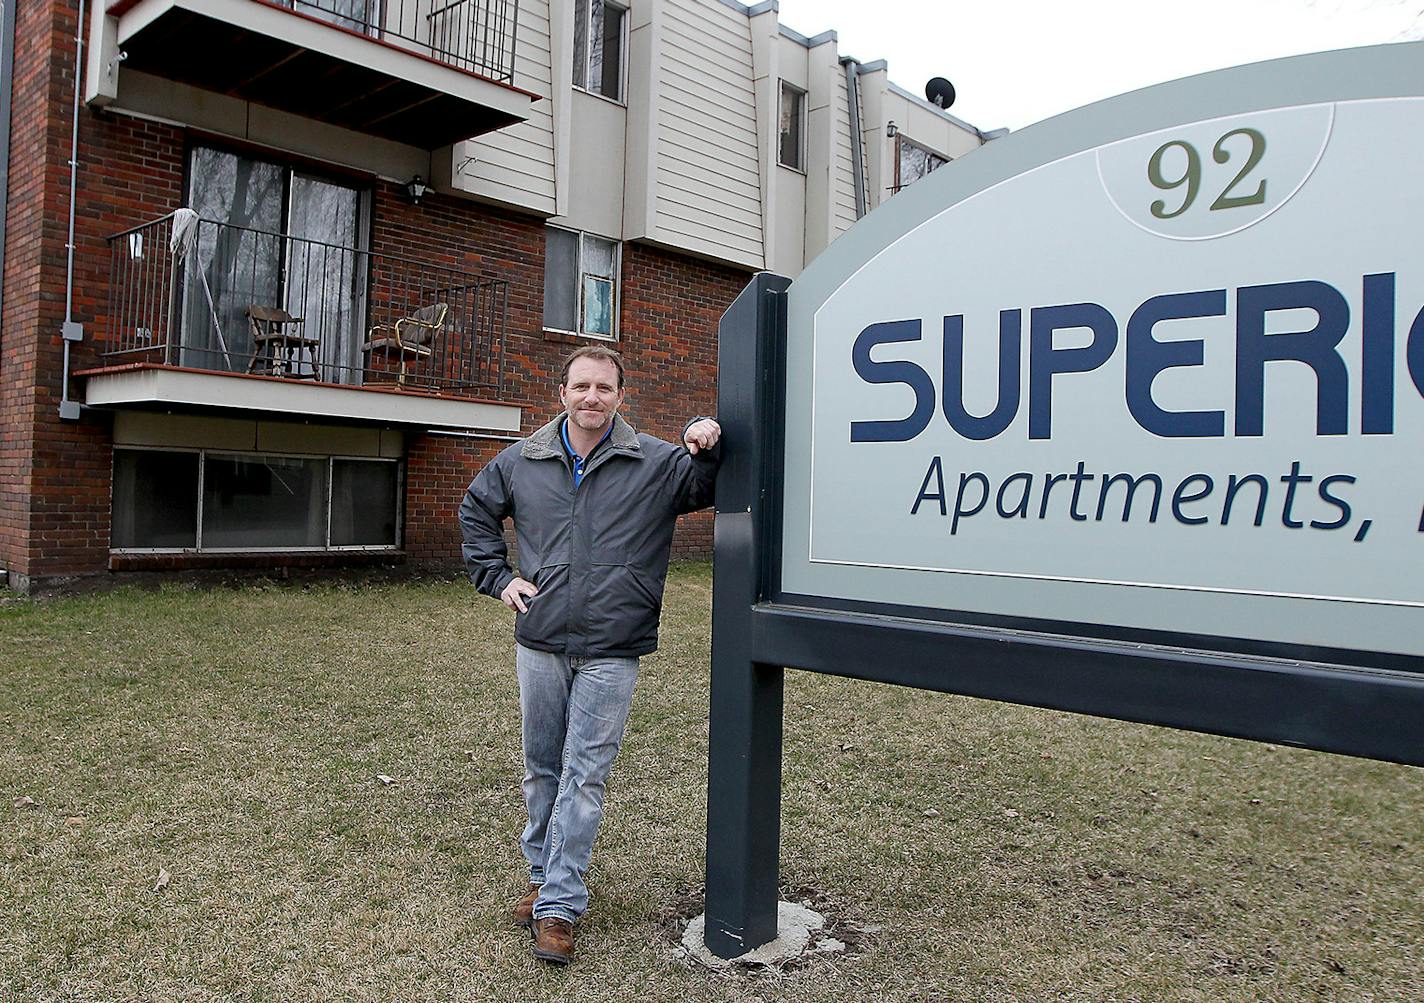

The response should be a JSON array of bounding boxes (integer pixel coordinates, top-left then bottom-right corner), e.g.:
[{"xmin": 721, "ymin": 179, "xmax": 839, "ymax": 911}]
[{"xmin": 515, "ymin": 643, "xmax": 639, "ymax": 923}]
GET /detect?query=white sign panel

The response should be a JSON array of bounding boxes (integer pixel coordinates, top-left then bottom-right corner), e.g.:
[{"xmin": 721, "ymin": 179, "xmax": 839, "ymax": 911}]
[{"xmin": 782, "ymin": 70, "xmax": 1424, "ymax": 660}]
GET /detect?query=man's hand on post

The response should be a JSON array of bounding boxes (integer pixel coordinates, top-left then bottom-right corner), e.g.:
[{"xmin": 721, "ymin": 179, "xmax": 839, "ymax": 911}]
[
  {"xmin": 500, "ymin": 576, "xmax": 539, "ymax": 613},
  {"xmin": 684, "ymin": 418, "xmax": 721, "ymax": 455}
]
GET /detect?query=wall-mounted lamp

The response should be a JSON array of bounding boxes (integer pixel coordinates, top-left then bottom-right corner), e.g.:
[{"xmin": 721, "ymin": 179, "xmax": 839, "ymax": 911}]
[
  {"xmin": 886, "ymin": 120, "xmax": 898, "ymax": 138},
  {"xmin": 405, "ymin": 174, "xmax": 432, "ymax": 205}
]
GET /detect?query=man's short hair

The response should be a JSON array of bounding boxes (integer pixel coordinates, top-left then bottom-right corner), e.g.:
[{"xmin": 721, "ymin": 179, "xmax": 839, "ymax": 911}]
[{"xmin": 560, "ymin": 345, "xmax": 626, "ymax": 389}]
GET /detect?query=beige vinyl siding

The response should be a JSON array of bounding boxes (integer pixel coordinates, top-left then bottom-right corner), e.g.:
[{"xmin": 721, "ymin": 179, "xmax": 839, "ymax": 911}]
[
  {"xmin": 652, "ymin": 0, "xmax": 763, "ymax": 267},
  {"xmin": 832, "ymin": 69, "xmax": 862, "ymax": 236},
  {"xmin": 453, "ymin": 0, "xmax": 556, "ymax": 213},
  {"xmin": 900, "ymin": 98, "xmax": 983, "ymax": 160}
]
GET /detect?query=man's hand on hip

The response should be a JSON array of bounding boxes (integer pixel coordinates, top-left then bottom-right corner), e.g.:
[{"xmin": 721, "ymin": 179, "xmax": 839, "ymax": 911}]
[
  {"xmin": 684, "ymin": 418, "xmax": 721, "ymax": 455},
  {"xmin": 501, "ymin": 577, "xmax": 539, "ymax": 613}
]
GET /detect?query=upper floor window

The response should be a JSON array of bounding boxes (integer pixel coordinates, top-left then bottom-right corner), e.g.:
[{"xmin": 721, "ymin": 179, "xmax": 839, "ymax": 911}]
[
  {"xmin": 299, "ymin": 0, "xmax": 378, "ymax": 35},
  {"xmin": 574, "ymin": 0, "xmax": 627, "ymax": 101},
  {"xmin": 544, "ymin": 227, "xmax": 619, "ymax": 339},
  {"xmin": 895, "ymin": 136, "xmax": 948, "ymax": 192},
  {"xmin": 778, "ymin": 81, "xmax": 805, "ymax": 170}
]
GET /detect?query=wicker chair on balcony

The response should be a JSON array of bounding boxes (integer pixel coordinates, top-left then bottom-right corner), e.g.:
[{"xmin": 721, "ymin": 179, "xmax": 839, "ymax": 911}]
[{"xmin": 363, "ymin": 302, "xmax": 448, "ymax": 386}]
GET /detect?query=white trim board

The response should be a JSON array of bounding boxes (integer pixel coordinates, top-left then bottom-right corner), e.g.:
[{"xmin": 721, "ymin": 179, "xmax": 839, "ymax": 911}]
[{"xmin": 85, "ymin": 368, "xmax": 523, "ymax": 433}]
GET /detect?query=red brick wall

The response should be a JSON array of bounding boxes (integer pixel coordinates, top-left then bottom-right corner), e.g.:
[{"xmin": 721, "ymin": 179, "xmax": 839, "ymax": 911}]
[
  {"xmin": 0, "ymin": 0, "xmax": 54, "ymax": 580},
  {"xmin": 5, "ymin": 0, "xmax": 186, "ymax": 580},
  {"xmin": 620, "ymin": 242, "xmax": 745, "ymax": 559},
  {"xmin": 3, "ymin": 18, "xmax": 749, "ymax": 585},
  {"xmin": 1, "ymin": 2, "xmax": 184, "ymax": 582},
  {"xmin": 37, "ymin": 105, "xmax": 186, "ymax": 580},
  {"xmin": 404, "ymin": 433, "xmax": 504, "ymax": 566},
  {"xmin": 379, "ymin": 189, "xmax": 749, "ymax": 570}
]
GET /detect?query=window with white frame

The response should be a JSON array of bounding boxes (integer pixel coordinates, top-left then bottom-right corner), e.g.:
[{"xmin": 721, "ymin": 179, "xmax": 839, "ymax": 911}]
[
  {"xmin": 543, "ymin": 227, "xmax": 619, "ymax": 339},
  {"xmin": 111, "ymin": 448, "xmax": 401, "ymax": 551},
  {"xmin": 778, "ymin": 81, "xmax": 805, "ymax": 170},
  {"xmin": 895, "ymin": 136, "xmax": 949, "ymax": 192},
  {"xmin": 573, "ymin": 0, "xmax": 627, "ymax": 101}
]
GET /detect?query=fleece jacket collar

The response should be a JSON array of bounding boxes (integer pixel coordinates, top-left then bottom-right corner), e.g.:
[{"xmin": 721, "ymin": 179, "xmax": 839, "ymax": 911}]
[{"xmin": 522, "ymin": 412, "xmax": 642, "ymax": 465}]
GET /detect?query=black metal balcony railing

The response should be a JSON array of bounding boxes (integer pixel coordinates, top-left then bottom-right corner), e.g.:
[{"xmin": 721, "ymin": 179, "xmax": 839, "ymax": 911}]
[
  {"xmin": 104, "ymin": 213, "xmax": 508, "ymax": 396},
  {"xmin": 278, "ymin": 0, "xmax": 520, "ymax": 82}
]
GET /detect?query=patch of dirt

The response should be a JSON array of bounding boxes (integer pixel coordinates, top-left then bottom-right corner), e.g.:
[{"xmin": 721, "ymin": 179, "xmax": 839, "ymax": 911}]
[
  {"xmin": 654, "ymin": 885, "xmax": 710, "ymax": 943},
  {"xmin": 12, "ymin": 562, "xmax": 469, "ymax": 600}
]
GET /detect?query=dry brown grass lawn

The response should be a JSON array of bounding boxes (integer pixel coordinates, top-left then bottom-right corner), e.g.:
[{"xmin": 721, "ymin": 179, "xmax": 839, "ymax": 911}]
[{"xmin": 1, "ymin": 564, "xmax": 1420, "ymax": 1002}]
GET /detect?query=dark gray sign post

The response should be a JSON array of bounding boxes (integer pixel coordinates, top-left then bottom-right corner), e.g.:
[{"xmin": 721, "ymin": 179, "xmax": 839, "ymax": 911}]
[
  {"xmin": 704, "ymin": 44, "xmax": 1424, "ymax": 961},
  {"xmin": 703, "ymin": 273, "xmax": 789, "ymax": 959}
]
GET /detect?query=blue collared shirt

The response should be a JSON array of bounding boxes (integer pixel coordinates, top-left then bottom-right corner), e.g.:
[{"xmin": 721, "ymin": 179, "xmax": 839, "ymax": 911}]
[{"xmin": 560, "ymin": 417, "xmax": 613, "ymax": 487}]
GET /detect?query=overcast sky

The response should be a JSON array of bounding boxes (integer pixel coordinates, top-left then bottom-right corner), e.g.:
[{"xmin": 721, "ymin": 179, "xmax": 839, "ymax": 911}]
[{"xmin": 771, "ymin": 0, "xmax": 1424, "ymax": 131}]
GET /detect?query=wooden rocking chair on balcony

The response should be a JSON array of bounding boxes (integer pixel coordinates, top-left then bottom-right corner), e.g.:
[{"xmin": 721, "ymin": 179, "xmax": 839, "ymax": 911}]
[
  {"xmin": 363, "ymin": 302, "xmax": 448, "ymax": 386},
  {"xmin": 245, "ymin": 305, "xmax": 319, "ymax": 380}
]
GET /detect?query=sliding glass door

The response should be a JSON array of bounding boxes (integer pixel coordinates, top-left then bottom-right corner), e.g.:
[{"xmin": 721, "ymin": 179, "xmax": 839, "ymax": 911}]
[
  {"xmin": 285, "ymin": 173, "xmax": 366, "ymax": 381},
  {"xmin": 299, "ymin": 0, "xmax": 381, "ymax": 35},
  {"xmin": 182, "ymin": 150, "xmax": 283, "ymax": 371},
  {"xmin": 182, "ymin": 146, "xmax": 368, "ymax": 382}
]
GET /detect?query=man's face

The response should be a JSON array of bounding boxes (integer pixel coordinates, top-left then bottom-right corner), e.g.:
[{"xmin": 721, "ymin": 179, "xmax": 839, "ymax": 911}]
[{"xmin": 560, "ymin": 357, "xmax": 624, "ymax": 435}]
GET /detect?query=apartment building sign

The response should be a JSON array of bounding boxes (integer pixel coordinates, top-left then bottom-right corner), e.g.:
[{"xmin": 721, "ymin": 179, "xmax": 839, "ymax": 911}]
[{"xmin": 705, "ymin": 42, "xmax": 1424, "ymax": 962}]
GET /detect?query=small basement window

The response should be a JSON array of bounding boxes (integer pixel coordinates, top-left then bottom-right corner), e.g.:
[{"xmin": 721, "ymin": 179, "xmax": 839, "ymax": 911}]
[
  {"xmin": 111, "ymin": 448, "xmax": 401, "ymax": 552},
  {"xmin": 112, "ymin": 450, "xmax": 200, "ymax": 550}
]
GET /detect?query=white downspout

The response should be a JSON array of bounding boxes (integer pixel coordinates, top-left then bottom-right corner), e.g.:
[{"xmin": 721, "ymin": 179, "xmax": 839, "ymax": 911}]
[{"xmin": 59, "ymin": 0, "xmax": 87, "ymax": 420}]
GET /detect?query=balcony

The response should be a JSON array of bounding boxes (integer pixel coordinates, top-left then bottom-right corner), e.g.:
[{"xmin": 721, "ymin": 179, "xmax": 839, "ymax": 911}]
[
  {"xmin": 103, "ymin": 0, "xmax": 535, "ymax": 148},
  {"xmin": 85, "ymin": 212, "xmax": 519, "ymax": 432}
]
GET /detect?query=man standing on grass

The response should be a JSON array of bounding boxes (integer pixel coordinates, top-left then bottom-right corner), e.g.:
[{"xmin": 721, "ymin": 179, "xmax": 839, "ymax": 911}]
[{"xmin": 458, "ymin": 345, "xmax": 721, "ymax": 965}]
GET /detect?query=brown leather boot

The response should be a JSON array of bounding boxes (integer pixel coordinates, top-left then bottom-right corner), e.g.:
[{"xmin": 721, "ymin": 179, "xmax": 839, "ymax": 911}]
[
  {"xmin": 511, "ymin": 883, "xmax": 539, "ymax": 927},
  {"xmin": 531, "ymin": 916, "xmax": 575, "ymax": 964}
]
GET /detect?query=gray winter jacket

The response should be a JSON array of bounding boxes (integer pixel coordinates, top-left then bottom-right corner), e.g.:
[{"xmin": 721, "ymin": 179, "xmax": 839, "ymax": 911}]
[{"xmin": 458, "ymin": 413, "xmax": 718, "ymax": 657}]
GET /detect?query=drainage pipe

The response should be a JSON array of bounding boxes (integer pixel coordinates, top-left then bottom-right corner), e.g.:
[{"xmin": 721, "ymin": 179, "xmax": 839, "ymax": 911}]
[
  {"xmin": 841, "ymin": 57, "xmax": 868, "ymax": 219},
  {"xmin": 59, "ymin": 0, "xmax": 86, "ymax": 420},
  {"xmin": 0, "ymin": 1, "xmax": 14, "ymax": 332}
]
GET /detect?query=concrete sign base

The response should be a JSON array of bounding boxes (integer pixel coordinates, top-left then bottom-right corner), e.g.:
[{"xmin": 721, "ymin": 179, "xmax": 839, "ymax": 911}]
[{"xmin": 682, "ymin": 901, "xmax": 840, "ymax": 969}]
